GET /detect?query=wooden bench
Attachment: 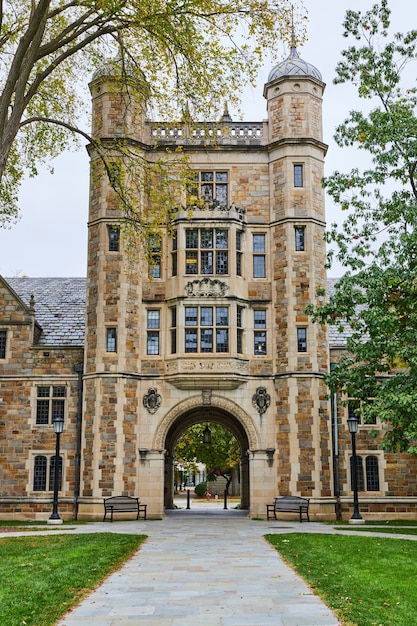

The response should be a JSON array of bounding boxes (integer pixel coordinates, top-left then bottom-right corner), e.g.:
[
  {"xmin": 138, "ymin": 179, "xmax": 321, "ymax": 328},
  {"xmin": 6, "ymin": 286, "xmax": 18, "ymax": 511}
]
[
  {"xmin": 266, "ymin": 496, "xmax": 310, "ymax": 522},
  {"xmin": 103, "ymin": 496, "xmax": 147, "ymax": 522}
]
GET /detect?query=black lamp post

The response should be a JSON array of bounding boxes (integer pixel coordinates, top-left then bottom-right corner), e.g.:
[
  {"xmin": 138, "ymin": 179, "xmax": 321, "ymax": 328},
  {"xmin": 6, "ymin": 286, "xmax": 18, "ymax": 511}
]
[
  {"xmin": 48, "ymin": 414, "xmax": 64, "ymax": 525},
  {"xmin": 347, "ymin": 415, "xmax": 364, "ymax": 524}
]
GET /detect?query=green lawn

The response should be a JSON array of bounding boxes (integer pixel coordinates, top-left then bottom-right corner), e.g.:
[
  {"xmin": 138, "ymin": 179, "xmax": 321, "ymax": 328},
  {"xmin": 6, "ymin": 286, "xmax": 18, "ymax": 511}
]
[
  {"xmin": 0, "ymin": 532, "xmax": 146, "ymax": 626},
  {"xmin": 267, "ymin": 533, "xmax": 417, "ymax": 626}
]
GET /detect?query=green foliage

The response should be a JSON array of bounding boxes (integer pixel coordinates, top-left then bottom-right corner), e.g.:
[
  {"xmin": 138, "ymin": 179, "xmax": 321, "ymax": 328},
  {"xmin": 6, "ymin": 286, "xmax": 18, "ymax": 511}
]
[
  {"xmin": 194, "ymin": 481, "xmax": 207, "ymax": 497},
  {"xmin": 307, "ymin": 1, "xmax": 417, "ymax": 453},
  {"xmin": 0, "ymin": 532, "xmax": 145, "ymax": 625},
  {"xmin": 175, "ymin": 423, "xmax": 240, "ymax": 484},
  {"xmin": 0, "ymin": 0, "xmax": 305, "ymax": 226},
  {"xmin": 267, "ymin": 533, "xmax": 417, "ymax": 626}
]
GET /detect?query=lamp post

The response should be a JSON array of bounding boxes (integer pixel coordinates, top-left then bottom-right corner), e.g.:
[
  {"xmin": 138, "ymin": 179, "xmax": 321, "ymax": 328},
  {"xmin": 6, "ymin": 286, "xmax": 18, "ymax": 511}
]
[
  {"xmin": 347, "ymin": 415, "xmax": 365, "ymax": 524},
  {"xmin": 48, "ymin": 414, "xmax": 64, "ymax": 525}
]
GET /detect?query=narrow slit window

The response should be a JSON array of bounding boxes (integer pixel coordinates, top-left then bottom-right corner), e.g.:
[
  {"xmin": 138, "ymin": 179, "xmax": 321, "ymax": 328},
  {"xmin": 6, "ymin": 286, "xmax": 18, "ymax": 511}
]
[
  {"xmin": 236, "ymin": 231, "xmax": 243, "ymax": 276},
  {"xmin": 254, "ymin": 310, "xmax": 267, "ymax": 355},
  {"xmin": 295, "ymin": 226, "xmax": 305, "ymax": 251},
  {"xmin": 108, "ymin": 226, "xmax": 120, "ymax": 252},
  {"xmin": 294, "ymin": 164, "xmax": 304, "ymax": 187},
  {"xmin": 148, "ymin": 235, "xmax": 161, "ymax": 278},
  {"xmin": 106, "ymin": 328, "xmax": 117, "ymax": 353},
  {"xmin": 170, "ymin": 307, "xmax": 177, "ymax": 354},
  {"xmin": 147, "ymin": 311, "xmax": 160, "ymax": 355},
  {"xmin": 297, "ymin": 327, "xmax": 307, "ymax": 352},
  {"xmin": 253, "ymin": 234, "xmax": 266, "ymax": 278},
  {"xmin": 237, "ymin": 305, "xmax": 243, "ymax": 354},
  {"xmin": 172, "ymin": 232, "xmax": 177, "ymax": 277},
  {"xmin": 0, "ymin": 330, "xmax": 6, "ymax": 358}
]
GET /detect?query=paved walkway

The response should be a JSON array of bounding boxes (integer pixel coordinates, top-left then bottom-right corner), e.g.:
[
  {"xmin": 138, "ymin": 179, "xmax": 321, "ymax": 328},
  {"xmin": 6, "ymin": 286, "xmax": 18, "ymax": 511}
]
[
  {"xmin": 4, "ymin": 500, "xmax": 417, "ymax": 625},
  {"xmin": 49, "ymin": 501, "xmax": 342, "ymax": 626}
]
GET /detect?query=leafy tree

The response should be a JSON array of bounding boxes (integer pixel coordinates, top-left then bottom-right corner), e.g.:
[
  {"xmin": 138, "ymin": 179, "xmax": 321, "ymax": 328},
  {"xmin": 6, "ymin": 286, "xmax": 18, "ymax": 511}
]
[
  {"xmin": 175, "ymin": 423, "xmax": 240, "ymax": 492},
  {"xmin": 0, "ymin": 0, "xmax": 305, "ymax": 228},
  {"xmin": 307, "ymin": 0, "xmax": 417, "ymax": 453}
]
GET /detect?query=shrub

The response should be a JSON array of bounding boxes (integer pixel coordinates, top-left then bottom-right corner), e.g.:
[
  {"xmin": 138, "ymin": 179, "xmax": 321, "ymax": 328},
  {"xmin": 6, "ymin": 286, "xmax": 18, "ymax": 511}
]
[{"xmin": 194, "ymin": 482, "xmax": 206, "ymax": 497}]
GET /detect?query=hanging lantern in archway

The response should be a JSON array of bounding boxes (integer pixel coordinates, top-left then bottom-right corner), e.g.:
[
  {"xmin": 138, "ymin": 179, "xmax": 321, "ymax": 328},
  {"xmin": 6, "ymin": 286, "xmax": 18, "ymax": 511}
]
[{"xmin": 203, "ymin": 424, "xmax": 212, "ymax": 444}]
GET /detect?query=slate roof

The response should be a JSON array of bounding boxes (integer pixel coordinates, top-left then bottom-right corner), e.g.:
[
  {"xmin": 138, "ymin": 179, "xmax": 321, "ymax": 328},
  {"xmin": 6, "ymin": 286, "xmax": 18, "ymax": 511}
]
[
  {"xmin": 6, "ymin": 277, "xmax": 86, "ymax": 347},
  {"xmin": 4, "ymin": 276, "xmax": 349, "ymax": 349},
  {"xmin": 327, "ymin": 277, "xmax": 353, "ymax": 348}
]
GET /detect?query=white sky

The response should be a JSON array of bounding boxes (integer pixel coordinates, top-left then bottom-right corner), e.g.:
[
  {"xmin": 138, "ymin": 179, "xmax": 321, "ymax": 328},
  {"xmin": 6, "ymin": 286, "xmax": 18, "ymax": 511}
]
[{"xmin": 0, "ymin": 0, "xmax": 415, "ymax": 278}]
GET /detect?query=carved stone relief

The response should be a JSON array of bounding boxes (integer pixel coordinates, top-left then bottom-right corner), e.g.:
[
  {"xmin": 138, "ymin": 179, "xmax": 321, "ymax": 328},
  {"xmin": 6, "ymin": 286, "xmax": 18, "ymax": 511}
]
[
  {"xmin": 143, "ymin": 388, "xmax": 162, "ymax": 414},
  {"xmin": 184, "ymin": 278, "xmax": 229, "ymax": 298},
  {"xmin": 252, "ymin": 387, "xmax": 271, "ymax": 416}
]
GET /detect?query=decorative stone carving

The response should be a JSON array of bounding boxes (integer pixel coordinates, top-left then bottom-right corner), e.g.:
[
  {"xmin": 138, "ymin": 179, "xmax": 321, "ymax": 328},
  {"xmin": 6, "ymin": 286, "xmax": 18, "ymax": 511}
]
[
  {"xmin": 252, "ymin": 387, "xmax": 271, "ymax": 416},
  {"xmin": 165, "ymin": 359, "xmax": 249, "ymax": 374},
  {"xmin": 202, "ymin": 389, "xmax": 212, "ymax": 405},
  {"xmin": 153, "ymin": 394, "xmax": 260, "ymax": 450},
  {"xmin": 185, "ymin": 278, "xmax": 229, "ymax": 298},
  {"xmin": 143, "ymin": 387, "xmax": 161, "ymax": 414}
]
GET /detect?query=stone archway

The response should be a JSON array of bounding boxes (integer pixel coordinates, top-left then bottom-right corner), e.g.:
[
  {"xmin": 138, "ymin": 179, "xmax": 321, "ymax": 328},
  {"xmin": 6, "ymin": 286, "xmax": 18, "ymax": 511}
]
[{"xmin": 153, "ymin": 393, "xmax": 260, "ymax": 511}]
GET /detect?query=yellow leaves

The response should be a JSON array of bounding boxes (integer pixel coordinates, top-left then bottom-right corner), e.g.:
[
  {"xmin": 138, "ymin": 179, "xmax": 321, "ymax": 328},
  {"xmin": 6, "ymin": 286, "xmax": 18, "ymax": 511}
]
[{"xmin": 358, "ymin": 132, "xmax": 367, "ymax": 142}]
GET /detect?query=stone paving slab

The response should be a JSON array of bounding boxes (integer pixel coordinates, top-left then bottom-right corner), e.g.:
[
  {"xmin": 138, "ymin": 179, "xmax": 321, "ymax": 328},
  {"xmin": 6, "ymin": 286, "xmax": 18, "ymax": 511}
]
[{"xmin": 56, "ymin": 508, "xmax": 340, "ymax": 626}]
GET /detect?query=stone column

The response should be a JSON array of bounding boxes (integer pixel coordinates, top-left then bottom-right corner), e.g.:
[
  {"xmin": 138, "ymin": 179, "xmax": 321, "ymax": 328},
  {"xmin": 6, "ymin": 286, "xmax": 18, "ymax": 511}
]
[
  {"xmin": 137, "ymin": 448, "xmax": 166, "ymax": 517},
  {"xmin": 249, "ymin": 449, "xmax": 277, "ymax": 518}
]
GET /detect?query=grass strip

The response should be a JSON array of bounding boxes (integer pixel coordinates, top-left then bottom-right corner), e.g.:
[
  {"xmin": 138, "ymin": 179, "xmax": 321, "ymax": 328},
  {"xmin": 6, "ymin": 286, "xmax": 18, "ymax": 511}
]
[
  {"xmin": 330, "ymin": 519, "xmax": 417, "ymax": 527},
  {"xmin": 0, "ymin": 532, "xmax": 146, "ymax": 626},
  {"xmin": 335, "ymin": 526, "xmax": 417, "ymax": 536},
  {"xmin": 266, "ymin": 533, "xmax": 417, "ymax": 626}
]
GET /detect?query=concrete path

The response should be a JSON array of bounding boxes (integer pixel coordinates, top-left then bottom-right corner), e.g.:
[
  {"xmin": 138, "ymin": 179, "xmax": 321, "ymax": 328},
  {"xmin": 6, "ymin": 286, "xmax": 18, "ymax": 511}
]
[{"xmin": 53, "ymin": 503, "xmax": 340, "ymax": 626}]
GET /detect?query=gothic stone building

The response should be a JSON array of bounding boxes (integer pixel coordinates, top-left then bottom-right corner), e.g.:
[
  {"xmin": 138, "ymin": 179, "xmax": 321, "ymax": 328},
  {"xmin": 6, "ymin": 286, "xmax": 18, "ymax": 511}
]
[{"xmin": 2, "ymin": 50, "xmax": 417, "ymax": 521}]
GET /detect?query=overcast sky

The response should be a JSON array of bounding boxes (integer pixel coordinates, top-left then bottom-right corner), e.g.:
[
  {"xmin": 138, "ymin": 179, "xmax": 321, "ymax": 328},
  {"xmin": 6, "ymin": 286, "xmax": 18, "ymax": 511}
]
[{"xmin": 0, "ymin": 0, "xmax": 415, "ymax": 278}]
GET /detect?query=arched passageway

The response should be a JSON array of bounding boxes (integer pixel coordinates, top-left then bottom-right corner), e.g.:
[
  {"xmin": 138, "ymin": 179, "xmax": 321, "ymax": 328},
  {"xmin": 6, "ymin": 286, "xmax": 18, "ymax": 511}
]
[{"xmin": 164, "ymin": 407, "xmax": 250, "ymax": 510}]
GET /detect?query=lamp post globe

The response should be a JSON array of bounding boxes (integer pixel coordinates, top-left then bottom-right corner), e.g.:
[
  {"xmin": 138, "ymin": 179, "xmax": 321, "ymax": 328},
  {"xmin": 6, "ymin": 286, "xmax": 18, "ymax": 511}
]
[
  {"xmin": 48, "ymin": 415, "xmax": 64, "ymax": 525},
  {"xmin": 347, "ymin": 415, "xmax": 365, "ymax": 524}
]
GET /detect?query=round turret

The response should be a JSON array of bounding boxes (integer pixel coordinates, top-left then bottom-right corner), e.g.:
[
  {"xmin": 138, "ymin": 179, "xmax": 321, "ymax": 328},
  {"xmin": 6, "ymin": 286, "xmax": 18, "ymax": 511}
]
[
  {"xmin": 267, "ymin": 47, "xmax": 322, "ymax": 83},
  {"xmin": 91, "ymin": 57, "xmax": 136, "ymax": 82}
]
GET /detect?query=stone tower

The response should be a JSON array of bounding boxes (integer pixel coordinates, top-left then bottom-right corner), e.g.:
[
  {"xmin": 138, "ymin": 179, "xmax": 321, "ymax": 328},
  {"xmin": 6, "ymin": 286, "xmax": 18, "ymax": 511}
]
[
  {"xmin": 78, "ymin": 48, "xmax": 332, "ymax": 520},
  {"xmin": 264, "ymin": 48, "xmax": 331, "ymax": 501}
]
